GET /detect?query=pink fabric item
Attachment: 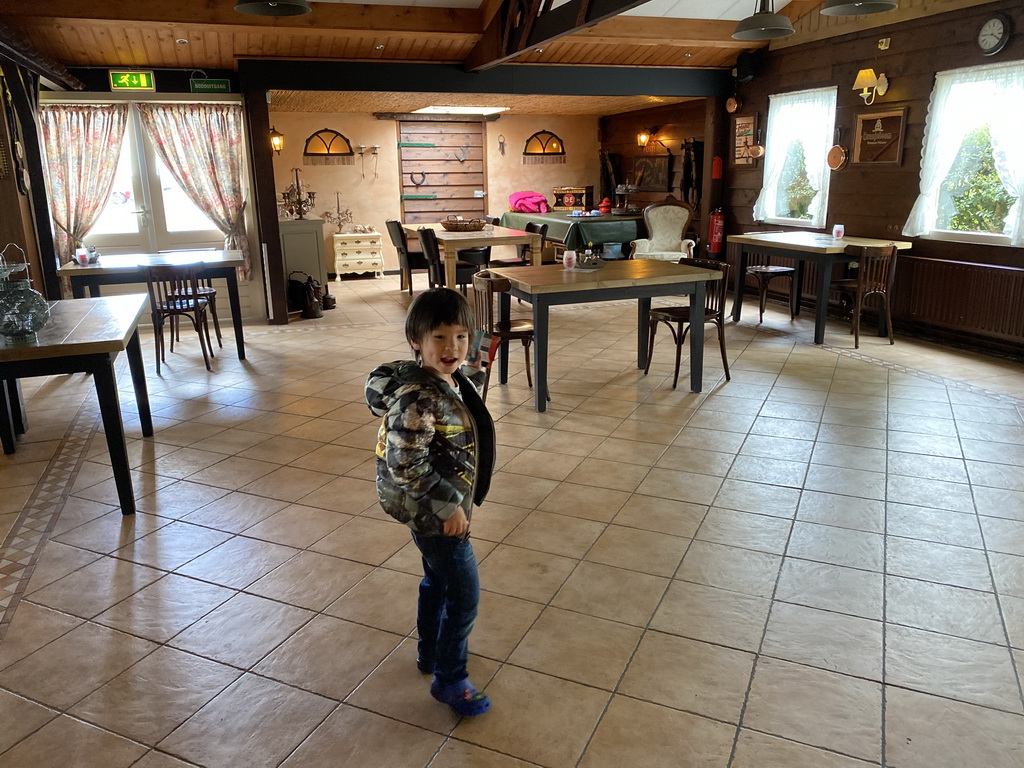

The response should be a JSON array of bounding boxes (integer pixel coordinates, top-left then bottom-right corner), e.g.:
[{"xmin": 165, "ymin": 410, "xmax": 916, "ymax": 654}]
[{"xmin": 509, "ymin": 191, "xmax": 550, "ymax": 213}]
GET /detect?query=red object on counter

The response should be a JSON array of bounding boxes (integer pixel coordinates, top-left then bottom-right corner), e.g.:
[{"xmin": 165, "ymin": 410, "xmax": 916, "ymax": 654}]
[
  {"xmin": 598, "ymin": 197, "xmax": 612, "ymax": 214},
  {"xmin": 711, "ymin": 156, "xmax": 723, "ymax": 180}
]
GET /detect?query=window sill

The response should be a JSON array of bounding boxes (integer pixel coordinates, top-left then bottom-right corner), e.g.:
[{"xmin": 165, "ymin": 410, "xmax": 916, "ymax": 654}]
[
  {"xmin": 761, "ymin": 218, "xmax": 824, "ymax": 229},
  {"xmin": 920, "ymin": 230, "xmax": 1013, "ymax": 247}
]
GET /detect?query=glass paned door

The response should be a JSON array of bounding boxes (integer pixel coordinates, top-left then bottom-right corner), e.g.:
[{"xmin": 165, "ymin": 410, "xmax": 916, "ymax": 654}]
[{"xmin": 84, "ymin": 104, "xmax": 223, "ymax": 254}]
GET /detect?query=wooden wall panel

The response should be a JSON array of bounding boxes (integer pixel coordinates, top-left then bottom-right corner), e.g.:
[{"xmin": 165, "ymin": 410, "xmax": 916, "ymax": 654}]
[{"xmin": 728, "ymin": 0, "xmax": 1024, "ymax": 351}]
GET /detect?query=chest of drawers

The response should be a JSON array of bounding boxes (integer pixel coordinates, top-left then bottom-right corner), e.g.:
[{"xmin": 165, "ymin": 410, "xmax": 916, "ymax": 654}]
[{"xmin": 333, "ymin": 232, "xmax": 384, "ymax": 279}]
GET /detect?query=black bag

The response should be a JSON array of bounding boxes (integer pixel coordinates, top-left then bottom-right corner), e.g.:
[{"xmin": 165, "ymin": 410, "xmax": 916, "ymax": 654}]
[{"xmin": 288, "ymin": 271, "xmax": 323, "ymax": 318}]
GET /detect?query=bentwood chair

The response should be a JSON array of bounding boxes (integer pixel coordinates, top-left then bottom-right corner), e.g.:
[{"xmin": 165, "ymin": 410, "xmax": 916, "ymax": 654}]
[
  {"xmin": 417, "ymin": 227, "xmax": 477, "ymax": 294},
  {"xmin": 643, "ymin": 258, "xmax": 731, "ymax": 389},
  {"xmin": 168, "ymin": 277, "xmax": 222, "ymax": 349},
  {"xmin": 473, "ymin": 270, "xmax": 548, "ymax": 400},
  {"xmin": 386, "ymin": 219, "xmax": 430, "ymax": 295},
  {"xmin": 740, "ymin": 231, "xmax": 797, "ymax": 323},
  {"xmin": 145, "ymin": 265, "xmax": 214, "ymax": 373},
  {"xmin": 830, "ymin": 242, "xmax": 899, "ymax": 348},
  {"xmin": 631, "ymin": 200, "xmax": 697, "ymax": 261}
]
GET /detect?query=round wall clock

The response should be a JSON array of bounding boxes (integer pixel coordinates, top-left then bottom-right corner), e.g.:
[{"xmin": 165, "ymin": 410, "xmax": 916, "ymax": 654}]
[{"xmin": 978, "ymin": 13, "xmax": 1012, "ymax": 56}]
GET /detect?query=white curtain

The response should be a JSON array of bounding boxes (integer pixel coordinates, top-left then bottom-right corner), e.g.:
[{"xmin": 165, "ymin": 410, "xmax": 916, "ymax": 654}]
[
  {"xmin": 753, "ymin": 86, "xmax": 836, "ymax": 228},
  {"xmin": 904, "ymin": 60, "xmax": 1024, "ymax": 244}
]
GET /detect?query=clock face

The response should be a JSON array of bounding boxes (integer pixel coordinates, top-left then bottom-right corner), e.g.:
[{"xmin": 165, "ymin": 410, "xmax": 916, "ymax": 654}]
[{"xmin": 978, "ymin": 14, "xmax": 1011, "ymax": 55}]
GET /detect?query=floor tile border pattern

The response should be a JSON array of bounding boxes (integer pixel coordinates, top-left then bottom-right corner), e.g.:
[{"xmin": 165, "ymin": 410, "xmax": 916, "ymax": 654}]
[{"xmin": 0, "ymin": 403, "xmax": 100, "ymax": 643}]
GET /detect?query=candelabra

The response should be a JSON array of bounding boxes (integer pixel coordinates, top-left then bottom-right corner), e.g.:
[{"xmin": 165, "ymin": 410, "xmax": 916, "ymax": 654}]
[
  {"xmin": 321, "ymin": 191, "xmax": 354, "ymax": 228},
  {"xmin": 281, "ymin": 167, "xmax": 316, "ymax": 220}
]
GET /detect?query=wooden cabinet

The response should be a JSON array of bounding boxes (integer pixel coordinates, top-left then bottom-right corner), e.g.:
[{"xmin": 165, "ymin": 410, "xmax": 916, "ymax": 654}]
[
  {"xmin": 333, "ymin": 232, "xmax": 384, "ymax": 279},
  {"xmin": 279, "ymin": 217, "xmax": 327, "ymax": 286}
]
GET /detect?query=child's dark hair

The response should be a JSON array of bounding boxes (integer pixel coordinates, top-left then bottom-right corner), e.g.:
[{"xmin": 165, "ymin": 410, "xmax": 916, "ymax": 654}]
[{"xmin": 405, "ymin": 288, "xmax": 476, "ymax": 348}]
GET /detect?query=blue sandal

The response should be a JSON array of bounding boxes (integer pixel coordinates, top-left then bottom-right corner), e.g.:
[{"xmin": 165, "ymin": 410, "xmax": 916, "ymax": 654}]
[{"xmin": 430, "ymin": 677, "xmax": 491, "ymax": 717}]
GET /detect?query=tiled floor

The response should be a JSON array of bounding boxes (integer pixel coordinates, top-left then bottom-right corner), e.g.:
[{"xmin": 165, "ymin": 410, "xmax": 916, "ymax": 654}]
[{"xmin": 1, "ymin": 274, "xmax": 1023, "ymax": 767}]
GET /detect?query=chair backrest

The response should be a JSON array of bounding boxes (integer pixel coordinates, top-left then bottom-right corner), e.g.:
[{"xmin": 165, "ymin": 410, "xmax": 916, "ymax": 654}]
[
  {"xmin": 385, "ymin": 219, "xmax": 409, "ymax": 255},
  {"xmin": 844, "ymin": 243, "xmax": 898, "ymax": 295},
  {"xmin": 518, "ymin": 221, "xmax": 548, "ymax": 261},
  {"xmin": 681, "ymin": 258, "xmax": 731, "ymax": 317},
  {"xmin": 145, "ymin": 265, "xmax": 202, "ymax": 312},
  {"xmin": 472, "ymin": 270, "xmax": 512, "ymax": 333},
  {"xmin": 642, "ymin": 201, "xmax": 694, "ymax": 251},
  {"xmin": 417, "ymin": 227, "xmax": 446, "ymax": 286},
  {"xmin": 485, "ymin": 215, "xmax": 502, "ymax": 226}
]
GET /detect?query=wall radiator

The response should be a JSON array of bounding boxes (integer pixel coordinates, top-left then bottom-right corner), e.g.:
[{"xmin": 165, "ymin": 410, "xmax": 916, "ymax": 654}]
[{"xmin": 894, "ymin": 256, "xmax": 1024, "ymax": 345}]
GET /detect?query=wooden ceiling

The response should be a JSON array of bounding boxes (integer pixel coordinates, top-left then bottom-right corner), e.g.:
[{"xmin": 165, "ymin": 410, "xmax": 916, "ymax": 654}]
[{"xmin": 0, "ymin": 0, "xmax": 986, "ymax": 77}]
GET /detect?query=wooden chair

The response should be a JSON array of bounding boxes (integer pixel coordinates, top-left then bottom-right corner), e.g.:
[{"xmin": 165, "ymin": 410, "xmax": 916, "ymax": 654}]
[
  {"xmin": 417, "ymin": 227, "xmax": 477, "ymax": 294},
  {"xmin": 168, "ymin": 277, "xmax": 222, "ymax": 349},
  {"xmin": 472, "ymin": 270, "xmax": 547, "ymax": 400},
  {"xmin": 386, "ymin": 219, "xmax": 430, "ymax": 295},
  {"xmin": 830, "ymin": 243, "xmax": 898, "ymax": 349},
  {"xmin": 631, "ymin": 200, "xmax": 697, "ymax": 261},
  {"xmin": 739, "ymin": 230, "xmax": 796, "ymax": 323},
  {"xmin": 145, "ymin": 265, "xmax": 214, "ymax": 373},
  {"xmin": 643, "ymin": 258, "xmax": 731, "ymax": 389}
]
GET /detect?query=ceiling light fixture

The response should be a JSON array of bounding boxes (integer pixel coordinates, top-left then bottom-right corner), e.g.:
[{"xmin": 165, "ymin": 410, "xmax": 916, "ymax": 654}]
[
  {"xmin": 732, "ymin": 0, "xmax": 795, "ymax": 40},
  {"xmin": 234, "ymin": 0, "xmax": 311, "ymax": 17},
  {"xmin": 820, "ymin": 0, "xmax": 897, "ymax": 16},
  {"xmin": 412, "ymin": 105, "xmax": 510, "ymax": 115}
]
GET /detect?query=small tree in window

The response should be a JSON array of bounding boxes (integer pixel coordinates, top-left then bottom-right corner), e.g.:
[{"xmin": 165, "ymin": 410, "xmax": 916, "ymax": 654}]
[
  {"xmin": 939, "ymin": 125, "xmax": 1015, "ymax": 234},
  {"xmin": 778, "ymin": 141, "xmax": 817, "ymax": 220}
]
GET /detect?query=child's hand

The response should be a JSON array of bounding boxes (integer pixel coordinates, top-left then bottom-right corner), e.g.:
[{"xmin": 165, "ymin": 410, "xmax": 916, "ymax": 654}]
[{"xmin": 443, "ymin": 506, "xmax": 469, "ymax": 536}]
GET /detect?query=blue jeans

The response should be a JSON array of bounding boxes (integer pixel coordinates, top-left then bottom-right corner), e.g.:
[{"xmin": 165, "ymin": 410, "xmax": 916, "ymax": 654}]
[{"xmin": 411, "ymin": 532, "xmax": 480, "ymax": 686}]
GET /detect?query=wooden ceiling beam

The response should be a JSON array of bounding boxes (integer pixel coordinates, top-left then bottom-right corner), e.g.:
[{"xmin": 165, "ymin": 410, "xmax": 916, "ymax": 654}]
[
  {"xmin": 566, "ymin": 17, "xmax": 754, "ymax": 49},
  {"xmin": 465, "ymin": 0, "xmax": 650, "ymax": 72},
  {"xmin": 0, "ymin": 0, "xmax": 479, "ymax": 35}
]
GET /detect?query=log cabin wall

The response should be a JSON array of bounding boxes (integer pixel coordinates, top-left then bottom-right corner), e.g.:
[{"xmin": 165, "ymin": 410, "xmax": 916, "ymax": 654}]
[
  {"xmin": 599, "ymin": 100, "xmax": 710, "ymax": 241},
  {"xmin": 727, "ymin": 0, "xmax": 1024, "ymax": 356}
]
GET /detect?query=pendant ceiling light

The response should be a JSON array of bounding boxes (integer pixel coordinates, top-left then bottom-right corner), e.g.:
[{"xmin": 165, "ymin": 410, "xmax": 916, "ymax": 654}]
[
  {"xmin": 234, "ymin": 0, "xmax": 311, "ymax": 16},
  {"xmin": 820, "ymin": 0, "xmax": 897, "ymax": 15},
  {"xmin": 732, "ymin": 0, "xmax": 795, "ymax": 40}
]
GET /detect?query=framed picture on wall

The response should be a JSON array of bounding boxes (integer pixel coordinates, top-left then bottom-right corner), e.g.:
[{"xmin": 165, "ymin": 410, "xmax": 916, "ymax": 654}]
[
  {"xmin": 633, "ymin": 155, "xmax": 670, "ymax": 192},
  {"xmin": 731, "ymin": 114, "xmax": 758, "ymax": 167},
  {"xmin": 853, "ymin": 108, "xmax": 906, "ymax": 164}
]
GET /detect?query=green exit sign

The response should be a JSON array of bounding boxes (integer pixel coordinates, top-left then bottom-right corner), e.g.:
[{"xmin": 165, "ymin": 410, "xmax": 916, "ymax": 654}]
[
  {"xmin": 189, "ymin": 78, "xmax": 232, "ymax": 94},
  {"xmin": 109, "ymin": 70, "xmax": 155, "ymax": 92}
]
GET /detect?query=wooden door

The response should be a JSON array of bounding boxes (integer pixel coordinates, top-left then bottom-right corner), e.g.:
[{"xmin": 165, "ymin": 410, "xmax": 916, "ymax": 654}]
[{"xmin": 399, "ymin": 121, "xmax": 486, "ymax": 226}]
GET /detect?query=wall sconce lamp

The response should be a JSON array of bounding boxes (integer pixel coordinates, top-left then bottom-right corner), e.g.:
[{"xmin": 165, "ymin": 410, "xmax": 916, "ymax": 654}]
[
  {"xmin": 853, "ymin": 69, "xmax": 888, "ymax": 105},
  {"xmin": 270, "ymin": 126, "xmax": 284, "ymax": 155},
  {"xmin": 637, "ymin": 130, "xmax": 650, "ymax": 148}
]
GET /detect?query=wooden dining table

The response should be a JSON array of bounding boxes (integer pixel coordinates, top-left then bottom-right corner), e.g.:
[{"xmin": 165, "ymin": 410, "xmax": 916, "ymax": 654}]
[
  {"xmin": 0, "ymin": 294, "xmax": 154, "ymax": 515},
  {"xmin": 403, "ymin": 224, "xmax": 542, "ymax": 289},
  {"xmin": 727, "ymin": 232, "xmax": 912, "ymax": 344},
  {"xmin": 56, "ymin": 249, "xmax": 247, "ymax": 360},
  {"xmin": 488, "ymin": 259, "xmax": 721, "ymax": 411}
]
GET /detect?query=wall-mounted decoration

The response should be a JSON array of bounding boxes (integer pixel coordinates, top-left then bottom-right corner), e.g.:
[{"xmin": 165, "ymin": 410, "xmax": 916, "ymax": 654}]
[
  {"xmin": 731, "ymin": 114, "xmax": 758, "ymax": 167},
  {"xmin": 523, "ymin": 130, "xmax": 566, "ymax": 165},
  {"xmin": 303, "ymin": 129, "xmax": 355, "ymax": 165},
  {"xmin": 853, "ymin": 108, "xmax": 906, "ymax": 165},
  {"xmin": 633, "ymin": 155, "xmax": 670, "ymax": 192}
]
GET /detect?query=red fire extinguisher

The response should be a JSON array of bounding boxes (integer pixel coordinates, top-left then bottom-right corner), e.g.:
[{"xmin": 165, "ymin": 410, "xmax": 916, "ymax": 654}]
[{"xmin": 708, "ymin": 208, "xmax": 725, "ymax": 254}]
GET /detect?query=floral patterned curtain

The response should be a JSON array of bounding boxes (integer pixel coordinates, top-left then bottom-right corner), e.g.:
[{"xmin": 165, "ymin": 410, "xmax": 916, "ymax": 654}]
[
  {"xmin": 137, "ymin": 103, "xmax": 251, "ymax": 279},
  {"xmin": 39, "ymin": 104, "xmax": 129, "ymax": 264}
]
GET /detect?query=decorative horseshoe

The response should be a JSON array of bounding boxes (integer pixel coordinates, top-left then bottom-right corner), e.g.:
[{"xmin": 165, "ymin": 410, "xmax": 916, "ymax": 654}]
[
  {"xmin": 410, "ymin": 172, "xmax": 427, "ymax": 186},
  {"xmin": 453, "ymin": 146, "xmax": 468, "ymax": 163},
  {"xmin": 498, "ymin": 134, "xmax": 506, "ymax": 156}
]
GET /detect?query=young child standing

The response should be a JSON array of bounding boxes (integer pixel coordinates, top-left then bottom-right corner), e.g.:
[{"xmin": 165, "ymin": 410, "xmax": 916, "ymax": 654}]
[{"xmin": 365, "ymin": 288, "xmax": 496, "ymax": 717}]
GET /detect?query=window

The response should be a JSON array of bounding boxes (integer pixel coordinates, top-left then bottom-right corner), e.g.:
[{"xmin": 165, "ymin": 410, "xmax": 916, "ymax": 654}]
[
  {"xmin": 904, "ymin": 61, "xmax": 1024, "ymax": 246},
  {"xmin": 753, "ymin": 87, "xmax": 837, "ymax": 229}
]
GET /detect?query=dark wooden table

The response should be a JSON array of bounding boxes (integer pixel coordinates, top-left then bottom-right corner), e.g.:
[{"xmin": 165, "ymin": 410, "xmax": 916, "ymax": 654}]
[
  {"xmin": 727, "ymin": 232, "xmax": 912, "ymax": 344},
  {"xmin": 57, "ymin": 249, "xmax": 246, "ymax": 360},
  {"xmin": 0, "ymin": 295, "xmax": 154, "ymax": 515},
  {"xmin": 488, "ymin": 260, "xmax": 721, "ymax": 411}
]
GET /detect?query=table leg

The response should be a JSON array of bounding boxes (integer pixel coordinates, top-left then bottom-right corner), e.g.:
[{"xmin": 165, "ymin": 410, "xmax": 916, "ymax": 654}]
[
  {"xmin": 444, "ymin": 250, "xmax": 456, "ymax": 290},
  {"xmin": 0, "ymin": 379, "xmax": 17, "ymax": 455},
  {"xmin": 126, "ymin": 328, "xmax": 154, "ymax": 438},
  {"xmin": 814, "ymin": 256, "xmax": 833, "ymax": 344},
  {"xmin": 637, "ymin": 297, "xmax": 651, "ymax": 369},
  {"xmin": 532, "ymin": 298, "xmax": 549, "ymax": 412},
  {"xmin": 528, "ymin": 235, "xmax": 542, "ymax": 266},
  {"xmin": 225, "ymin": 269, "xmax": 246, "ymax": 360},
  {"xmin": 794, "ymin": 260, "xmax": 806, "ymax": 316},
  {"xmin": 92, "ymin": 355, "xmax": 136, "ymax": 515},
  {"xmin": 70, "ymin": 278, "xmax": 86, "ymax": 299},
  {"xmin": 89, "ymin": 284, "xmax": 101, "ymax": 298},
  {"xmin": 731, "ymin": 248, "xmax": 747, "ymax": 322},
  {"xmin": 689, "ymin": 282, "xmax": 706, "ymax": 392},
  {"xmin": 497, "ymin": 292, "xmax": 511, "ymax": 385}
]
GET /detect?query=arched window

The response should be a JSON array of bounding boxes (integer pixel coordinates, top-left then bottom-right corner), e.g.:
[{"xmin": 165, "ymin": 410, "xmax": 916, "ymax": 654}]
[
  {"xmin": 303, "ymin": 129, "xmax": 355, "ymax": 165},
  {"xmin": 522, "ymin": 130, "xmax": 566, "ymax": 164}
]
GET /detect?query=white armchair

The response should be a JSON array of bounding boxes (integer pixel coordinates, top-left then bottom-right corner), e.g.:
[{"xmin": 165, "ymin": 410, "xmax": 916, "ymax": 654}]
[{"xmin": 630, "ymin": 201, "xmax": 696, "ymax": 261}]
